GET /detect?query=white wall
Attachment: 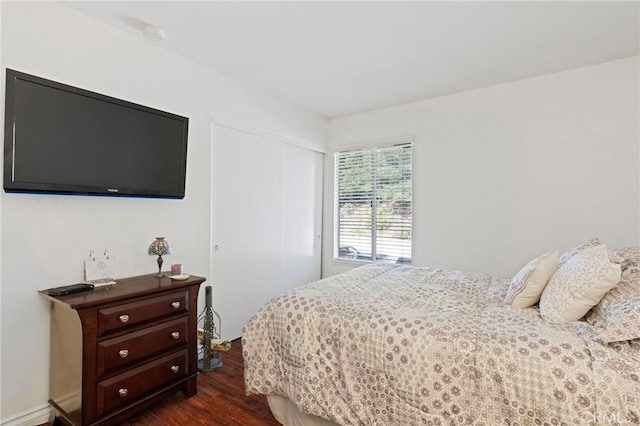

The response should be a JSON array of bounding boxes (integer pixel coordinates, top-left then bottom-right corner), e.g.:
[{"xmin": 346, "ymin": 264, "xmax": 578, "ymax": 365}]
[
  {"xmin": 324, "ymin": 56, "xmax": 639, "ymax": 278},
  {"xmin": 0, "ymin": 1, "xmax": 327, "ymax": 423}
]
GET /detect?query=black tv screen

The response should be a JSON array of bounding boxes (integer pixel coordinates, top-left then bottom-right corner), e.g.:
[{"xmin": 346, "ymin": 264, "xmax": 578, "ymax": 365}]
[{"xmin": 3, "ymin": 69, "xmax": 188, "ymax": 198}]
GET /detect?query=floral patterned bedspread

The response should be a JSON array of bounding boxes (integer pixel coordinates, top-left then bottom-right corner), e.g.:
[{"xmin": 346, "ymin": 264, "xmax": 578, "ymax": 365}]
[{"xmin": 242, "ymin": 264, "xmax": 639, "ymax": 425}]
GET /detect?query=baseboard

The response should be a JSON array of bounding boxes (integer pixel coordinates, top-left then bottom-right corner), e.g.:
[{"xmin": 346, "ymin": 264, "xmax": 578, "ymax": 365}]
[{"xmin": 1, "ymin": 403, "xmax": 53, "ymax": 426}]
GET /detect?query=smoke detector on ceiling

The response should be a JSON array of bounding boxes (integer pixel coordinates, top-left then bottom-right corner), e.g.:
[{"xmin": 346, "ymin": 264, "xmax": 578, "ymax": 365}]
[{"xmin": 142, "ymin": 24, "xmax": 165, "ymax": 41}]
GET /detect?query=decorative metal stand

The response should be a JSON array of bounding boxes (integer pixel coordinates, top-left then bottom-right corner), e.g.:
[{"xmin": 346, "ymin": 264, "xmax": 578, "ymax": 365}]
[{"xmin": 196, "ymin": 286, "xmax": 223, "ymax": 371}]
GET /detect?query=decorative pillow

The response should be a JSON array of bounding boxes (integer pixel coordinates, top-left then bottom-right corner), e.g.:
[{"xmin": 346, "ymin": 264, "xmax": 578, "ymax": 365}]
[
  {"xmin": 587, "ymin": 246, "xmax": 640, "ymax": 343},
  {"xmin": 504, "ymin": 251, "xmax": 559, "ymax": 308},
  {"xmin": 540, "ymin": 244, "xmax": 621, "ymax": 324},
  {"xmin": 559, "ymin": 237, "xmax": 601, "ymax": 267},
  {"xmin": 592, "ymin": 292, "xmax": 640, "ymax": 343},
  {"xmin": 608, "ymin": 245, "xmax": 640, "ymax": 273}
]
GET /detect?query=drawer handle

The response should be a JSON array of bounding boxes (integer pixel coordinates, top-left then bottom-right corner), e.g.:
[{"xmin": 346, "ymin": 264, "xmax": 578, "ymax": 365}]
[
  {"xmin": 171, "ymin": 331, "xmax": 180, "ymax": 340},
  {"xmin": 119, "ymin": 314, "xmax": 130, "ymax": 323},
  {"xmin": 171, "ymin": 365, "xmax": 180, "ymax": 373},
  {"xmin": 118, "ymin": 388, "xmax": 128, "ymax": 398},
  {"xmin": 171, "ymin": 301, "xmax": 181, "ymax": 309},
  {"xmin": 118, "ymin": 349, "xmax": 129, "ymax": 359}
]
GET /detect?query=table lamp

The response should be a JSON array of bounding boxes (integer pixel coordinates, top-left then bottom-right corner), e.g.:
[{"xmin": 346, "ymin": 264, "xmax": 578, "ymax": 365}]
[{"xmin": 148, "ymin": 237, "xmax": 171, "ymax": 277}]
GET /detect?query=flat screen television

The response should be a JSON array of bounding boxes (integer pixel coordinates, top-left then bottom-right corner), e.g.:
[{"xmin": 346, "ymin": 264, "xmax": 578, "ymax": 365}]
[{"xmin": 3, "ymin": 69, "xmax": 189, "ymax": 198}]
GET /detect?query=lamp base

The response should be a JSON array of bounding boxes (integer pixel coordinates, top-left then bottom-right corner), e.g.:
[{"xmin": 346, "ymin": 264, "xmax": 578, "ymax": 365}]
[{"xmin": 155, "ymin": 255, "xmax": 165, "ymax": 277}]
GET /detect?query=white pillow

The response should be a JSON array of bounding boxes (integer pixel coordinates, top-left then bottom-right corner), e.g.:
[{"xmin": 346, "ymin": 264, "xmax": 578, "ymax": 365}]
[
  {"xmin": 540, "ymin": 244, "xmax": 621, "ymax": 324},
  {"xmin": 504, "ymin": 251, "xmax": 559, "ymax": 308},
  {"xmin": 559, "ymin": 238, "xmax": 601, "ymax": 267}
]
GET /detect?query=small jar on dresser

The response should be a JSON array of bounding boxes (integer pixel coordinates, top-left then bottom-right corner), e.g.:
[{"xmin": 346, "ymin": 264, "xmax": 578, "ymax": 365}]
[{"xmin": 39, "ymin": 273, "xmax": 205, "ymax": 426}]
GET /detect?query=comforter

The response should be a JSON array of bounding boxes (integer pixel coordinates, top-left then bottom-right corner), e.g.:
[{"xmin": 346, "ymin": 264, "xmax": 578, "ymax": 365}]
[{"xmin": 243, "ymin": 264, "xmax": 639, "ymax": 425}]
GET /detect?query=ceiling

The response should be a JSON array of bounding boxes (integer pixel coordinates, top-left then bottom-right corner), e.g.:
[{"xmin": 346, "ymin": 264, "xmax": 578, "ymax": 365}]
[{"xmin": 59, "ymin": 1, "xmax": 640, "ymax": 119}]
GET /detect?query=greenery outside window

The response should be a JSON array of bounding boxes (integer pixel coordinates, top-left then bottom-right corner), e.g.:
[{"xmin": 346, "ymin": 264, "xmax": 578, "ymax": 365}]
[{"xmin": 334, "ymin": 141, "xmax": 412, "ymax": 264}]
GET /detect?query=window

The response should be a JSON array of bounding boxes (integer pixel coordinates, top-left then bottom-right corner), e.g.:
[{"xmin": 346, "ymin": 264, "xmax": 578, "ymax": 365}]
[{"xmin": 334, "ymin": 141, "xmax": 412, "ymax": 264}]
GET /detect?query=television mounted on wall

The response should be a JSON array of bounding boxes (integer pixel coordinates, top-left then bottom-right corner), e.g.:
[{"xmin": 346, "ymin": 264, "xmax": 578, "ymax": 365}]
[{"xmin": 3, "ymin": 69, "xmax": 189, "ymax": 198}]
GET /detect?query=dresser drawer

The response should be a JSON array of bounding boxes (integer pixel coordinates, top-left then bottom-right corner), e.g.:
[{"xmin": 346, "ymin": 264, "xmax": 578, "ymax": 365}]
[
  {"xmin": 97, "ymin": 290, "xmax": 188, "ymax": 336},
  {"xmin": 97, "ymin": 317, "xmax": 188, "ymax": 377},
  {"xmin": 96, "ymin": 349, "xmax": 188, "ymax": 417}
]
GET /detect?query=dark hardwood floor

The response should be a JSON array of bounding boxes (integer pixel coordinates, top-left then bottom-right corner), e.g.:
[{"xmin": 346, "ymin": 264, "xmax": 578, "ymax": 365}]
[{"xmin": 48, "ymin": 338, "xmax": 281, "ymax": 426}]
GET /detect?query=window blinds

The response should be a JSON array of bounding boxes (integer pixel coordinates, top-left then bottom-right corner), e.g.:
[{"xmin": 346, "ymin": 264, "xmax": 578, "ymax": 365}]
[{"xmin": 334, "ymin": 142, "xmax": 412, "ymax": 264}]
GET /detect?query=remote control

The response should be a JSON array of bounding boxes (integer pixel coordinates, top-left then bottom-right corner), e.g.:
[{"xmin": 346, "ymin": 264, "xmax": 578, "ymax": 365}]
[{"xmin": 47, "ymin": 283, "xmax": 95, "ymax": 296}]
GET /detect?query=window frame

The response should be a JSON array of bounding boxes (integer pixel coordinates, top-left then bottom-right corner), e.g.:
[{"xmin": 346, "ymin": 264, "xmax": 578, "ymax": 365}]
[{"xmin": 331, "ymin": 135, "xmax": 413, "ymax": 266}]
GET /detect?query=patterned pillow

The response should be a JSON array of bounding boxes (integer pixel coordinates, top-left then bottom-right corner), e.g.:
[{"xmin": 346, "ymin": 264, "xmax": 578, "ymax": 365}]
[
  {"xmin": 587, "ymin": 246, "xmax": 640, "ymax": 343},
  {"xmin": 504, "ymin": 251, "xmax": 559, "ymax": 308},
  {"xmin": 540, "ymin": 244, "xmax": 621, "ymax": 324},
  {"xmin": 559, "ymin": 237, "xmax": 601, "ymax": 267},
  {"xmin": 608, "ymin": 245, "xmax": 640, "ymax": 273}
]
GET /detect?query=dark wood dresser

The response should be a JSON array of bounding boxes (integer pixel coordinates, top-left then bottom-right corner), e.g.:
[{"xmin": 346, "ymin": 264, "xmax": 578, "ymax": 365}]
[{"xmin": 39, "ymin": 274, "xmax": 205, "ymax": 425}]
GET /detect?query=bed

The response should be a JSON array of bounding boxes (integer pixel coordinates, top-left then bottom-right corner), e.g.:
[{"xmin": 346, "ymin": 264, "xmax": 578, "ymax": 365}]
[{"xmin": 242, "ymin": 241, "xmax": 640, "ymax": 425}]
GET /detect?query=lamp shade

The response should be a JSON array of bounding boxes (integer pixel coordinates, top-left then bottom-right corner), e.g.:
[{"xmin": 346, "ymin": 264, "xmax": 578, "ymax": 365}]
[{"xmin": 148, "ymin": 237, "xmax": 172, "ymax": 256}]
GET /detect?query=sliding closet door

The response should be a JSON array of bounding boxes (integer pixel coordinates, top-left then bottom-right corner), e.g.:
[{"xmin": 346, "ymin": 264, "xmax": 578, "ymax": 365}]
[
  {"xmin": 282, "ymin": 144, "xmax": 323, "ymax": 291},
  {"xmin": 211, "ymin": 124, "xmax": 323, "ymax": 340}
]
